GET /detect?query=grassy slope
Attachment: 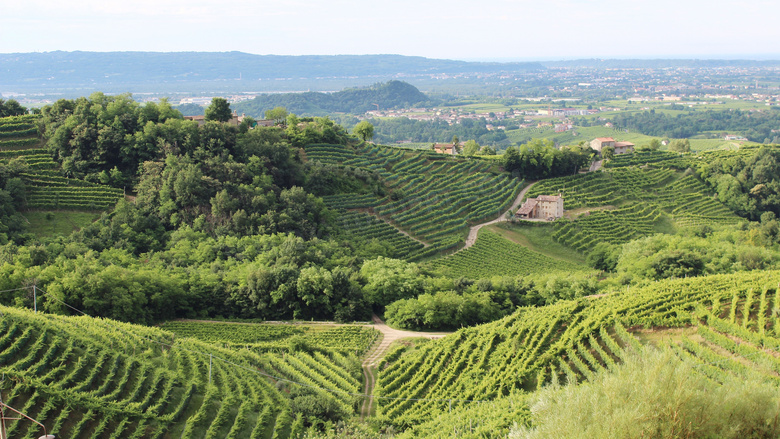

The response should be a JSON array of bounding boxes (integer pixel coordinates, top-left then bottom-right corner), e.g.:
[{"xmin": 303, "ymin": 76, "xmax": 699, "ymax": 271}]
[
  {"xmin": 488, "ymin": 222, "xmax": 588, "ymax": 266},
  {"xmin": 22, "ymin": 211, "xmax": 101, "ymax": 238}
]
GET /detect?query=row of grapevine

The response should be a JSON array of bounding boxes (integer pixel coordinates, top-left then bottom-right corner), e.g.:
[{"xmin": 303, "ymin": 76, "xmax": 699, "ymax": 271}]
[
  {"xmin": 160, "ymin": 320, "xmax": 379, "ymax": 355},
  {"xmin": 427, "ymin": 229, "xmax": 592, "ymax": 278},
  {"xmin": 375, "ymin": 270, "xmax": 780, "ymax": 427},
  {"xmin": 0, "ymin": 306, "xmax": 372, "ymax": 438},
  {"xmin": 334, "ymin": 210, "xmax": 426, "ymax": 260},
  {"xmin": 0, "ymin": 116, "xmax": 125, "ymax": 212},
  {"xmin": 305, "ymin": 143, "xmax": 523, "ymax": 258}
]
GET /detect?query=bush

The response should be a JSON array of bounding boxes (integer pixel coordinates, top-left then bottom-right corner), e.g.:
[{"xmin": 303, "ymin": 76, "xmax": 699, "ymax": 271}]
[{"xmin": 509, "ymin": 348, "xmax": 780, "ymax": 439}]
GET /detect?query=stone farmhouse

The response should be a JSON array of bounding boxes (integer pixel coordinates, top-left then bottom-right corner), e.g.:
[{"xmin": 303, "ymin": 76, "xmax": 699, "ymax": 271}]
[
  {"xmin": 433, "ymin": 143, "xmax": 458, "ymax": 155},
  {"xmin": 516, "ymin": 194, "xmax": 564, "ymax": 220},
  {"xmin": 590, "ymin": 137, "xmax": 635, "ymax": 155}
]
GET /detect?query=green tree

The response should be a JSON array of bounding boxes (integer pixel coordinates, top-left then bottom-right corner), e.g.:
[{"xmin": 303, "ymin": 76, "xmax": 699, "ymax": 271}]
[
  {"xmin": 353, "ymin": 121, "xmax": 374, "ymax": 142},
  {"xmin": 264, "ymin": 106, "xmax": 288, "ymax": 124},
  {"xmin": 601, "ymin": 146, "xmax": 615, "ymax": 161},
  {"xmin": 360, "ymin": 257, "xmax": 425, "ymax": 307},
  {"xmin": 204, "ymin": 97, "xmax": 232, "ymax": 122},
  {"xmin": 0, "ymin": 99, "xmax": 27, "ymax": 117},
  {"xmin": 462, "ymin": 139, "xmax": 480, "ymax": 156},
  {"xmin": 669, "ymin": 138, "xmax": 691, "ymax": 152},
  {"xmin": 648, "ymin": 138, "xmax": 661, "ymax": 150},
  {"xmin": 478, "ymin": 145, "xmax": 496, "ymax": 155}
]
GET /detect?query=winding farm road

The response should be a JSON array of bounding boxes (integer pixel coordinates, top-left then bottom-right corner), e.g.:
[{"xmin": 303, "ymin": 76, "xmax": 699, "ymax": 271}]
[
  {"xmin": 458, "ymin": 180, "xmax": 538, "ymax": 251},
  {"xmin": 360, "ymin": 314, "xmax": 450, "ymax": 419}
]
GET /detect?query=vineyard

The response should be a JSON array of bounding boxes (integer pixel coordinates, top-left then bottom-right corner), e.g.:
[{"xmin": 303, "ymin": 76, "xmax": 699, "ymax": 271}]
[
  {"xmin": 524, "ymin": 164, "xmax": 743, "ymax": 252},
  {"xmin": 0, "ymin": 115, "xmax": 124, "ymax": 211},
  {"xmin": 3, "ymin": 272, "xmax": 780, "ymax": 437},
  {"xmin": 426, "ymin": 229, "xmax": 592, "ymax": 279},
  {"xmin": 0, "ymin": 307, "xmax": 369, "ymax": 438},
  {"xmin": 306, "ymin": 143, "xmax": 524, "ymax": 258},
  {"xmin": 333, "ymin": 210, "xmax": 427, "ymax": 260},
  {"xmin": 375, "ymin": 270, "xmax": 780, "ymax": 429},
  {"xmin": 159, "ymin": 320, "xmax": 379, "ymax": 355}
]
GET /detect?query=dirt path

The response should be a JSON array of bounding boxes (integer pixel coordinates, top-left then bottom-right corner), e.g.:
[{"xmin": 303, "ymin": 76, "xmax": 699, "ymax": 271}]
[
  {"xmin": 360, "ymin": 314, "xmax": 450, "ymax": 419},
  {"xmin": 589, "ymin": 160, "xmax": 603, "ymax": 172},
  {"xmin": 458, "ymin": 180, "xmax": 538, "ymax": 251}
]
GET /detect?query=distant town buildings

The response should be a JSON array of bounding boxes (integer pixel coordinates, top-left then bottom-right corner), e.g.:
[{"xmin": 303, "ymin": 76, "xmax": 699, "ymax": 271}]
[
  {"xmin": 516, "ymin": 194, "xmax": 564, "ymax": 220},
  {"xmin": 590, "ymin": 137, "xmax": 635, "ymax": 155}
]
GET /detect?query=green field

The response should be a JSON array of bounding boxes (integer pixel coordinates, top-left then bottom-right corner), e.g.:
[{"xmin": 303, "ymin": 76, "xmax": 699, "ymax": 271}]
[
  {"xmin": 488, "ymin": 222, "xmax": 589, "ymax": 266},
  {"xmin": 23, "ymin": 210, "xmax": 101, "ymax": 237},
  {"xmin": 522, "ymin": 164, "xmax": 742, "ymax": 253},
  {"xmin": 160, "ymin": 320, "xmax": 379, "ymax": 354}
]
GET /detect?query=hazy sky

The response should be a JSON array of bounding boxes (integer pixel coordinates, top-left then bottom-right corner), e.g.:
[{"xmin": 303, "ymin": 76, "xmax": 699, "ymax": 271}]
[{"xmin": 3, "ymin": 0, "xmax": 779, "ymax": 60}]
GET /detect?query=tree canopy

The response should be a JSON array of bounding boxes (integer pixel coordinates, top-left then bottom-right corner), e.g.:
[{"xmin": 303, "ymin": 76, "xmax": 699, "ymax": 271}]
[{"xmin": 205, "ymin": 97, "xmax": 233, "ymax": 122}]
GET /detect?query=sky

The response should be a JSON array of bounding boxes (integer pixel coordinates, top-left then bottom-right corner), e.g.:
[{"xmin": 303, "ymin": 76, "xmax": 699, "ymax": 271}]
[{"xmin": 3, "ymin": 0, "xmax": 779, "ymax": 60}]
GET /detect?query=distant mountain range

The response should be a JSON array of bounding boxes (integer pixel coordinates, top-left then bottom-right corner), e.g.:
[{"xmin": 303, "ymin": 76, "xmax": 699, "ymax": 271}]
[
  {"xmin": 3, "ymin": 52, "xmax": 778, "ymax": 98},
  {"xmin": 0, "ymin": 51, "xmax": 544, "ymax": 95}
]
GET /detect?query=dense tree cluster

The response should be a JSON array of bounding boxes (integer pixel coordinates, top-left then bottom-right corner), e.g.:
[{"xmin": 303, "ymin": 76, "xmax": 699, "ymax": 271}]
[
  {"xmin": 697, "ymin": 146, "xmax": 780, "ymax": 220},
  {"xmin": 351, "ymin": 116, "xmax": 510, "ymax": 147},
  {"xmin": 0, "ymin": 158, "xmax": 31, "ymax": 243},
  {"xmin": 605, "ymin": 108, "xmax": 780, "ymax": 142},
  {"xmin": 235, "ymin": 81, "xmax": 431, "ymax": 117},
  {"xmin": 0, "ymin": 99, "xmax": 27, "ymax": 117},
  {"xmin": 501, "ymin": 139, "xmax": 593, "ymax": 179}
]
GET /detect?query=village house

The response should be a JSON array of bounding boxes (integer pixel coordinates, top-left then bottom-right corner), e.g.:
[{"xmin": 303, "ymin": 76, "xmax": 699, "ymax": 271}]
[
  {"xmin": 184, "ymin": 110, "xmax": 255, "ymax": 127},
  {"xmin": 590, "ymin": 137, "xmax": 635, "ymax": 155},
  {"xmin": 516, "ymin": 194, "xmax": 564, "ymax": 220}
]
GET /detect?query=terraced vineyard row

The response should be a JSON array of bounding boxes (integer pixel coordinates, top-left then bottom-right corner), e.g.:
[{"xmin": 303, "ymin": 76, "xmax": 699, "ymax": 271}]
[
  {"xmin": 0, "ymin": 307, "xmax": 367, "ymax": 438},
  {"xmin": 305, "ymin": 143, "xmax": 523, "ymax": 257},
  {"xmin": 427, "ymin": 229, "xmax": 591, "ymax": 279},
  {"xmin": 0, "ymin": 115, "xmax": 124, "ymax": 211},
  {"xmin": 525, "ymin": 165, "xmax": 742, "ymax": 252},
  {"xmin": 375, "ymin": 270, "xmax": 780, "ymax": 428},
  {"xmin": 335, "ymin": 210, "xmax": 427, "ymax": 260},
  {"xmin": 605, "ymin": 146, "xmax": 768, "ymax": 170},
  {"xmin": 551, "ymin": 202, "xmax": 662, "ymax": 251},
  {"xmin": 160, "ymin": 320, "xmax": 379, "ymax": 355}
]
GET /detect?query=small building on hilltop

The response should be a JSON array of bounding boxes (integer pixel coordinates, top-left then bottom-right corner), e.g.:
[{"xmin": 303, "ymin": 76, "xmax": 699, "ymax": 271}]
[
  {"xmin": 590, "ymin": 137, "xmax": 635, "ymax": 155},
  {"xmin": 516, "ymin": 194, "xmax": 564, "ymax": 220},
  {"xmin": 433, "ymin": 143, "xmax": 458, "ymax": 155},
  {"xmin": 184, "ymin": 110, "xmax": 250, "ymax": 127}
]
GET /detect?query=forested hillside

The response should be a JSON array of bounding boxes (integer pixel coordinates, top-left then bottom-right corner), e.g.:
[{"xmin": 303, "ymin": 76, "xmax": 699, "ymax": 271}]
[{"xmin": 234, "ymin": 81, "xmax": 432, "ymax": 117}]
